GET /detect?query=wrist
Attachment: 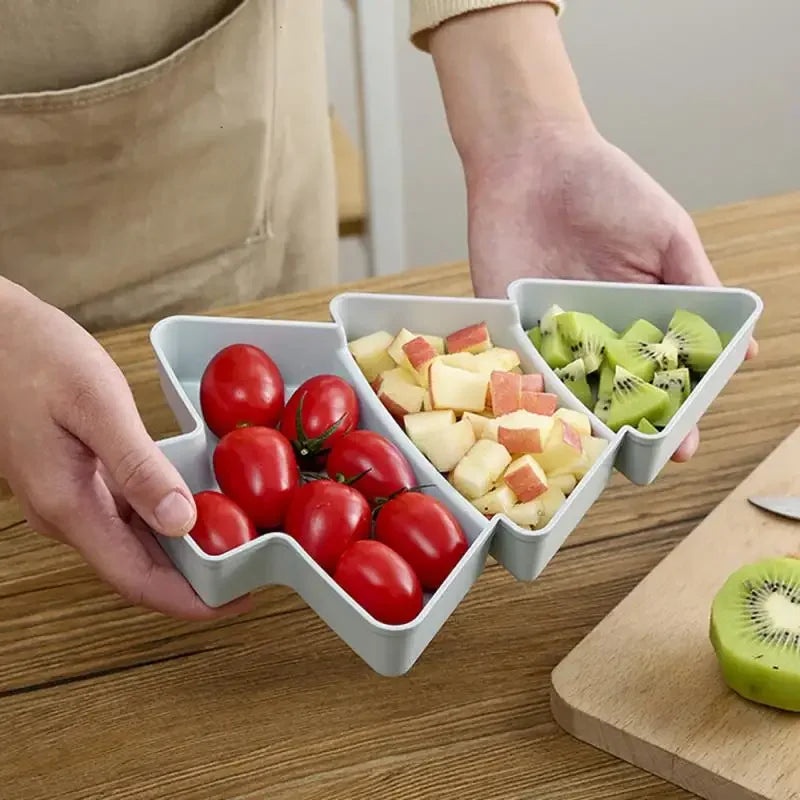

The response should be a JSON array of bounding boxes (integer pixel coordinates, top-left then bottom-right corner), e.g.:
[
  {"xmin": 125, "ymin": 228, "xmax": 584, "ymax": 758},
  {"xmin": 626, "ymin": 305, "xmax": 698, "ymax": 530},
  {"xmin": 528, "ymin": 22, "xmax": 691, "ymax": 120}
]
[{"xmin": 430, "ymin": 3, "xmax": 594, "ymax": 174}]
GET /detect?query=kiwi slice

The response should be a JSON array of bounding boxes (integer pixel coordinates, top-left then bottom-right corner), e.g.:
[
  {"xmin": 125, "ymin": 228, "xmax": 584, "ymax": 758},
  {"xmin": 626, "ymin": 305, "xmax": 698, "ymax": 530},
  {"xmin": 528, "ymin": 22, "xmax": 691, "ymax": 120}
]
[
  {"xmin": 556, "ymin": 311, "xmax": 618, "ymax": 374},
  {"xmin": 594, "ymin": 395, "xmax": 611, "ymax": 423},
  {"xmin": 603, "ymin": 338, "xmax": 679, "ymax": 383},
  {"xmin": 539, "ymin": 305, "xmax": 572, "ymax": 369},
  {"xmin": 622, "ymin": 318, "xmax": 663, "ymax": 344},
  {"xmin": 527, "ymin": 326, "xmax": 543, "ymax": 350},
  {"xmin": 604, "ymin": 366, "xmax": 670, "ymax": 432},
  {"xmin": 637, "ymin": 418, "xmax": 658, "ymax": 434},
  {"xmin": 651, "ymin": 367, "xmax": 691, "ymax": 427},
  {"xmin": 597, "ymin": 360, "xmax": 615, "ymax": 401},
  {"xmin": 711, "ymin": 556, "xmax": 800, "ymax": 712},
  {"xmin": 663, "ymin": 309, "xmax": 723, "ymax": 373},
  {"xmin": 555, "ymin": 357, "xmax": 593, "ymax": 408}
]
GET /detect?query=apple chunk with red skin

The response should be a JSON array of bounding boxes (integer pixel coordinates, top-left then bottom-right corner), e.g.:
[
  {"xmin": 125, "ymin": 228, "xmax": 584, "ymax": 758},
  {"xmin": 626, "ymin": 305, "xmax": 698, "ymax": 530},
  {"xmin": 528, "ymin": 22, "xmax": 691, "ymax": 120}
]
[
  {"xmin": 402, "ymin": 336, "xmax": 438, "ymax": 387},
  {"xmin": 521, "ymin": 392, "xmax": 558, "ymax": 415},
  {"xmin": 489, "ymin": 371, "xmax": 522, "ymax": 416},
  {"xmin": 493, "ymin": 410, "xmax": 555, "ymax": 454},
  {"xmin": 503, "ymin": 455, "xmax": 549, "ymax": 502},
  {"xmin": 376, "ymin": 368, "xmax": 425, "ymax": 419},
  {"xmin": 445, "ymin": 322, "xmax": 492, "ymax": 354},
  {"xmin": 429, "ymin": 359, "xmax": 490, "ymax": 413},
  {"xmin": 535, "ymin": 419, "xmax": 583, "ymax": 474},
  {"xmin": 521, "ymin": 373, "xmax": 545, "ymax": 393}
]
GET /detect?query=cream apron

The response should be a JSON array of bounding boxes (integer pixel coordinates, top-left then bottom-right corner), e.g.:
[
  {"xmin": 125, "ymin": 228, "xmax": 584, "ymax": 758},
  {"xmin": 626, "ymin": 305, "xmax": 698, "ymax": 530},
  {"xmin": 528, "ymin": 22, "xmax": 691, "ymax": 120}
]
[{"xmin": 0, "ymin": 0, "xmax": 337, "ymax": 332}]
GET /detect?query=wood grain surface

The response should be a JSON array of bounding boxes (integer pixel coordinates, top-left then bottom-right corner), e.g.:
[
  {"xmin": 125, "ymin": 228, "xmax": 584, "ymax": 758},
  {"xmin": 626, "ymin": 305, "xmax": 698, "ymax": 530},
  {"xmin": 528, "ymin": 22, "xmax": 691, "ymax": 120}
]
[
  {"xmin": 1, "ymin": 191, "xmax": 799, "ymax": 800},
  {"xmin": 552, "ymin": 425, "xmax": 800, "ymax": 800}
]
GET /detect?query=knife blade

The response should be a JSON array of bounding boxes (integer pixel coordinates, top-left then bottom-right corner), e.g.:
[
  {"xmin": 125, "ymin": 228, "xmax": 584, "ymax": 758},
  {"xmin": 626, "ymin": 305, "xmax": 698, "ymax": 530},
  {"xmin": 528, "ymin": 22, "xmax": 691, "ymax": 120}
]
[{"xmin": 748, "ymin": 496, "xmax": 800, "ymax": 520}]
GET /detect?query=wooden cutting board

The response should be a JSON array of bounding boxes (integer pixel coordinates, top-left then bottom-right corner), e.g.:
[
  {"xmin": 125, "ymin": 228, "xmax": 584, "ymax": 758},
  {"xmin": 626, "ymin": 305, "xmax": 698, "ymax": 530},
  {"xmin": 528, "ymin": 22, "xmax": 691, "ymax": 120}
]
[{"xmin": 551, "ymin": 426, "xmax": 800, "ymax": 800}]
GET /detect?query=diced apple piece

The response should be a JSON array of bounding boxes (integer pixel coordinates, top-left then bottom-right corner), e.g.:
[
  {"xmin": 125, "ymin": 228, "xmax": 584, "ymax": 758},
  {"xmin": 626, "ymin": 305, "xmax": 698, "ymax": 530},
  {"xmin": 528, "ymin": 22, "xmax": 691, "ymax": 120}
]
[
  {"xmin": 503, "ymin": 455, "xmax": 549, "ymax": 502},
  {"xmin": 507, "ymin": 486, "xmax": 566, "ymax": 530},
  {"xmin": 436, "ymin": 352, "xmax": 477, "ymax": 371},
  {"xmin": 404, "ymin": 410, "xmax": 457, "ymax": 444},
  {"xmin": 463, "ymin": 411, "xmax": 491, "ymax": 439},
  {"xmin": 471, "ymin": 485, "xmax": 517, "ymax": 517},
  {"xmin": 387, "ymin": 328, "xmax": 417, "ymax": 366},
  {"xmin": 421, "ymin": 334, "xmax": 445, "ymax": 355},
  {"xmin": 554, "ymin": 408, "xmax": 592, "ymax": 437},
  {"xmin": 495, "ymin": 410, "xmax": 555, "ymax": 454},
  {"xmin": 549, "ymin": 472, "xmax": 577, "ymax": 495},
  {"xmin": 510, "ymin": 366, "xmax": 523, "ymax": 375},
  {"xmin": 507, "ymin": 499, "xmax": 545, "ymax": 529},
  {"xmin": 535, "ymin": 420, "xmax": 583, "ymax": 473},
  {"xmin": 446, "ymin": 322, "xmax": 492, "ymax": 354},
  {"xmin": 348, "ymin": 331, "xmax": 395, "ymax": 381},
  {"xmin": 537, "ymin": 486, "xmax": 567, "ymax": 528},
  {"xmin": 429, "ymin": 360, "xmax": 490, "ymax": 413},
  {"xmin": 452, "ymin": 440, "xmax": 512, "ymax": 499},
  {"xmin": 377, "ymin": 369, "xmax": 426, "ymax": 418},
  {"xmin": 490, "ymin": 371, "xmax": 522, "ymax": 416},
  {"xmin": 521, "ymin": 373, "xmax": 545, "ymax": 393},
  {"xmin": 520, "ymin": 392, "xmax": 558, "ymax": 416},
  {"xmin": 471, "ymin": 347, "xmax": 521, "ymax": 375},
  {"xmin": 422, "ymin": 388, "xmax": 433, "ymax": 412},
  {"xmin": 481, "ymin": 418, "xmax": 499, "ymax": 442},
  {"xmin": 416, "ymin": 417, "xmax": 475, "ymax": 472},
  {"xmin": 402, "ymin": 336, "xmax": 438, "ymax": 387},
  {"xmin": 576, "ymin": 435, "xmax": 608, "ymax": 478}
]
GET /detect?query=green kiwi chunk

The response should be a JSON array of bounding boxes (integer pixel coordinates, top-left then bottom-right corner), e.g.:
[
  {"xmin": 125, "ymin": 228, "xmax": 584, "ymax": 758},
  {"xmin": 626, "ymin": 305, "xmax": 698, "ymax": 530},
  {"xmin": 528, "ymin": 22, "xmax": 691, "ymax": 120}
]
[
  {"xmin": 597, "ymin": 360, "xmax": 615, "ymax": 401},
  {"xmin": 637, "ymin": 418, "xmax": 658, "ymax": 434},
  {"xmin": 527, "ymin": 326, "xmax": 543, "ymax": 350},
  {"xmin": 719, "ymin": 331, "xmax": 734, "ymax": 349},
  {"xmin": 650, "ymin": 367, "xmax": 691, "ymax": 427},
  {"xmin": 663, "ymin": 309, "xmax": 722, "ymax": 373},
  {"xmin": 594, "ymin": 395, "xmax": 611, "ymax": 423},
  {"xmin": 710, "ymin": 556, "xmax": 800, "ymax": 712},
  {"xmin": 622, "ymin": 318, "xmax": 663, "ymax": 344},
  {"xmin": 555, "ymin": 357, "xmax": 594, "ymax": 409},
  {"xmin": 604, "ymin": 366, "xmax": 669, "ymax": 432},
  {"xmin": 538, "ymin": 305, "xmax": 572, "ymax": 369},
  {"xmin": 556, "ymin": 311, "xmax": 618, "ymax": 374},
  {"xmin": 603, "ymin": 338, "xmax": 679, "ymax": 383}
]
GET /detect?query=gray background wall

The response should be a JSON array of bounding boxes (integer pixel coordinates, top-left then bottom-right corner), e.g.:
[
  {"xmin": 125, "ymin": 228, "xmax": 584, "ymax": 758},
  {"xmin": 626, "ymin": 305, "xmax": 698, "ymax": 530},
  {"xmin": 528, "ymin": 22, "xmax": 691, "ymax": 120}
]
[{"xmin": 325, "ymin": 0, "xmax": 800, "ymax": 280}]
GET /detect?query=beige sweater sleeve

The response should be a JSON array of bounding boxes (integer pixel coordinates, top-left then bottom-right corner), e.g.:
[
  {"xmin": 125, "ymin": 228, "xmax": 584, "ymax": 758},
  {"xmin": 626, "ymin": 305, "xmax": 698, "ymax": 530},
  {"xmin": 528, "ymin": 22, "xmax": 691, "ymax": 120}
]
[{"xmin": 410, "ymin": 0, "xmax": 563, "ymax": 49}]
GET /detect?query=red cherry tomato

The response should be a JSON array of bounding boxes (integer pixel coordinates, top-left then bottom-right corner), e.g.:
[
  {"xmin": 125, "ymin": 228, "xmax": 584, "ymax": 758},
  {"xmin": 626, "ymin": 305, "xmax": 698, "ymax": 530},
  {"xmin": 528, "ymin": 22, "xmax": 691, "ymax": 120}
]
[
  {"xmin": 200, "ymin": 344, "xmax": 284, "ymax": 438},
  {"xmin": 284, "ymin": 480, "xmax": 371, "ymax": 574},
  {"xmin": 188, "ymin": 491, "xmax": 258, "ymax": 556},
  {"xmin": 375, "ymin": 491, "xmax": 468, "ymax": 592},
  {"xmin": 213, "ymin": 427, "xmax": 299, "ymax": 529},
  {"xmin": 326, "ymin": 430, "xmax": 416, "ymax": 505},
  {"xmin": 334, "ymin": 540, "xmax": 423, "ymax": 625},
  {"xmin": 280, "ymin": 375, "xmax": 359, "ymax": 463}
]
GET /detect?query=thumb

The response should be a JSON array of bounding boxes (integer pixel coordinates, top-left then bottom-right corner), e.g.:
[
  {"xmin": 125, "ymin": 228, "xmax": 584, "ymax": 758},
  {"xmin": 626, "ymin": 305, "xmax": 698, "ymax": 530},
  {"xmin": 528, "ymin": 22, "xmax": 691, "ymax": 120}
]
[
  {"xmin": 663, "ymin": 216, "xmax": 758, "ymax": 360},
  {"xmin": 662, "ymin": 215, "xmax": 721, "ymax": 288},
  {"xmin": 64, "ymin": 376, "xmax": 197, "ymax": 537}
]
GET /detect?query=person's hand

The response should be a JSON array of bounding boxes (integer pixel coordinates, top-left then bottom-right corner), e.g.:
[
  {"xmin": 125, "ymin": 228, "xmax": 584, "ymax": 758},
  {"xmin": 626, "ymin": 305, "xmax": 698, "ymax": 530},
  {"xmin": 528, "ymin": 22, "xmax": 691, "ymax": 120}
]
[
  {"xmin": 0, "ymin": 279, "xmax": 252, "ymax": 619},
  {"xmin": 429, "ymin": 3, "xmax": 757, "ymax": 462}
]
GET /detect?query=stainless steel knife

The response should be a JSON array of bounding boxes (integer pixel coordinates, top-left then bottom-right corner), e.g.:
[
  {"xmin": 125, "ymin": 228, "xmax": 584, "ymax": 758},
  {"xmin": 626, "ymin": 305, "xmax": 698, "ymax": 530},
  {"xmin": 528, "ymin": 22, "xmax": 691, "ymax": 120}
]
[{"xmin": 748, "ymin": 496, "xmax": 800, "ymax": 520}]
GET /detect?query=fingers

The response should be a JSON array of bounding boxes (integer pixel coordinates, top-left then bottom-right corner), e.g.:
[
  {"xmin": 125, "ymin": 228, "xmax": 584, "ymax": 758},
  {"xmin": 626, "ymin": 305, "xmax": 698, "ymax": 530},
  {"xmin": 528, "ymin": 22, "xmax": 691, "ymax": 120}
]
[
  {"xmin": 48, "ymin": 471, "xmax": 251, "ymax": 620},
  {"xmin": 129, "ymin": 516, "xmax": 255, "ymax": 620},
  {"xmin": 61, "ymin": 368, "xmax": 196, "ymax": 538},
  {"xmin": 671, "ymin": 425, "xmax": 699, "ymax": 463}
]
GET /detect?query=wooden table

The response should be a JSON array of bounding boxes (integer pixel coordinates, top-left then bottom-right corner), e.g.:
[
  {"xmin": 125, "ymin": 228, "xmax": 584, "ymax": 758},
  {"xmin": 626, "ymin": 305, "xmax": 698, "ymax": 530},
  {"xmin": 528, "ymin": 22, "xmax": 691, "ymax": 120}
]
[{"xmin": 1, "ymin": 192, "xmax": 799, "ymax": 800}]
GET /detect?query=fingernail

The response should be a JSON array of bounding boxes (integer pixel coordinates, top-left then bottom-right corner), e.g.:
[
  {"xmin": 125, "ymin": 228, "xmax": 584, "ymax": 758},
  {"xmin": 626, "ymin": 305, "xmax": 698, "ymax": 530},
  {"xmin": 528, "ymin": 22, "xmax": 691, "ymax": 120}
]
[{"xmin": 154, "ymin": 491, "xmax": 196, "ymax": 536}]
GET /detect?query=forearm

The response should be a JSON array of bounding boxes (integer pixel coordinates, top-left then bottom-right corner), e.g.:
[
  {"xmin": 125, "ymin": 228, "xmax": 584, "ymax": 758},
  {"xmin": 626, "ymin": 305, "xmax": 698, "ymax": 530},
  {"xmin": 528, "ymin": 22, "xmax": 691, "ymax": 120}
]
[{"xmin": 429, "ymin": 3, "xmax": 592, "ymax": 173}]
